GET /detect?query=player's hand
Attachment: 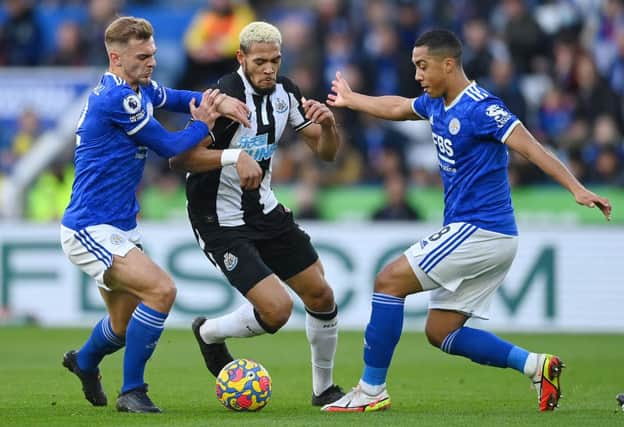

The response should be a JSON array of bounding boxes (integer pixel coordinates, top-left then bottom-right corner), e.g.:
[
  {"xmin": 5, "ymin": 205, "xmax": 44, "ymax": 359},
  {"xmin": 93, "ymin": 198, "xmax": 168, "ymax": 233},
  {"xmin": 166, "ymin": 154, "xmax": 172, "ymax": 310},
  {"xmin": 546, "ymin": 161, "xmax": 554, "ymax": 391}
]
[
  {"xmin": 218, "ymin": 95, "xmax": 251, "ymax": 128},
  {"xmin": 190, "ymin": 89, "xmax": 226, "ymax": 129},
  {"xmin": 327, "ymin": 71, "xmax": 352, "ymax": 108},
  {"xmin": 236, "ymin": 151, "xmax": 262, "ymax": 190},
  {"xmin": 301, "ymin": 97, "xmax": 335, "ymax": 127},
  {"xmin": 574, "ymin": 189, "xmax": 612, "ymax": 221}
]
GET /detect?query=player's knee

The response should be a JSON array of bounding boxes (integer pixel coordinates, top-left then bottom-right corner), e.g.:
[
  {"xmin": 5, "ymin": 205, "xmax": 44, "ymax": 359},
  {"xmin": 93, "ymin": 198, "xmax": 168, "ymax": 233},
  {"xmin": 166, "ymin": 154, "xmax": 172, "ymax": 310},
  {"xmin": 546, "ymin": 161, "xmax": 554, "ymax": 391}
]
[
  {"xmin": 425, "ymin": 330, "xmax": 443, "ymax": 348},
  {"xmin": 109, "ymin": 317, "xmax": 128, "ymax": 338},
  {"xmin": 374, "ymin": 266, "xmax": 400, "ymax": 296},
  {"xmin": 260, "ymin": 298, "xmax": 293, "ymax": 330},
  {"xmin": 425, "ymin": 324, "xmax": 452, "ymax": 349},
  {"xmin": 149, "ymin": 278, "xmax": 177, "ymax": 312},
  {"xmin": 302, "ymin": 282, "xmax": 335, "ymax": 312}
]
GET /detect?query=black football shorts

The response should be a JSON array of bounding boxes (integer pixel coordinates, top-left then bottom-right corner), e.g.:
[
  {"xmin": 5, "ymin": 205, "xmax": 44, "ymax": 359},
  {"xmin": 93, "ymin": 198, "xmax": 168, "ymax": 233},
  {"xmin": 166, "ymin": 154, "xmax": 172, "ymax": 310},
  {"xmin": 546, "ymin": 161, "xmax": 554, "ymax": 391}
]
[{"xmin": 192, "ymin": 224, "xmax": 319, "ymax": 295}]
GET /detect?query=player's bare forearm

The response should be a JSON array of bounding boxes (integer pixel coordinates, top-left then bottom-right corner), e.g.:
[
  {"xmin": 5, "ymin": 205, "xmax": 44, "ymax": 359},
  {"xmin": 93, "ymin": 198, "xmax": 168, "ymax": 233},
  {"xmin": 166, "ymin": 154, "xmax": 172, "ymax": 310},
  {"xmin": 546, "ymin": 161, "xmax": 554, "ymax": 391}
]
[
  {"xmin": 169, "ymin": 144, "xmax": 222, "ymax": 173},
  {"xmin": 507, "ymin": 124, "xmax": 583, "ymax": 194},
  {"xmin": 317, "ymin": 122, "xmax": 340, "ymax": 161},
  {"xmin": 345, "ymin": 93, "xmax": 414, "ymax": 121},
  {"xmin": 506, "ymin": 124, "xmax": 612, "ymax": 220},
  {"xmin": 328, "ymin": 70, "xmax": 417, "ymax": 120}
]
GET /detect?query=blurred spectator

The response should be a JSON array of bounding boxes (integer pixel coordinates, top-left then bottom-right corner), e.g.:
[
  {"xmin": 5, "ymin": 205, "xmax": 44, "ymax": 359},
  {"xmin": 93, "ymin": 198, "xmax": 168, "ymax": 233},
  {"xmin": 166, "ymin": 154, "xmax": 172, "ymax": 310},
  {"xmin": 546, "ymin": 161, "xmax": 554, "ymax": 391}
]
[
  {"xmin": 588, "ymin": 145, "xmax": 624, "ymax": 185},
  {"xmin": 551, "ymin": 34, "xmax": 578, "ymax": 91},
  {"xmin": 318, "ymin": 134, "xmax": 364, "ymax": 186},
  {"xmin": 351, "ymin": 115, "xmax": 409, "ymax": 182},
  {"xmin": 26, "ymin": 160, "xmax": 73, "ymax": 222},
  {"xmin": 572, "ymin": 52, "xmax": 623, "ymax": 131},
  {"xmin": 312, "ymin": 0, "xmax": 349, "ymax": 50},
  {"xmin": 536, "ymin": 87, "xmax": 575, "ymax": 143},
  {"xmin": 361, "ymin": 22, "xmax": 417, "ymax": 97},
  {"xmin": 0, "ymin": 0, "xmax": 44, "ymax": 65},
  {"xmin": 276, "ymin": 12, "xmax": 319, "ymax": 77},
  {"xmin": 395, "ymin": 0, "xmax": 425, "ymax": 51},
  {"xmin": 321, "ymin": 19, "xmax": 359, "ymax": 93},
  {"xmin": 47, "ymin": 20, "xmax": 87, "ymax": 66},
  {"xmin": 371, "ymin": 172, "xmax": 422, "ymax": 221},
  {"xmin": 582, "ymin": 114, "xmax": 622, "ymax": 167},
  {"xmin": 499, "ymin": 0, "xmax": 550, "ymax": 74},
  {"xmin": 294, "ymin": 162, "xmax": 322, "ymax": 220},
  {"xmin": 606, "ymin": 28, "xmax": 624, "ymax": 96},
  {"xmin": 586, "ymin": 0, "xmax": 624, "ymax": 76},
  {"xmin": 482, "ymin": 58, "xmax": 528, "ymax": 123},
  {"xmin": 80, "ymin": 0, "xmax": 121, "ymax": 66},
  {"xmin": 1, "ymin": 109, "xmax": 41, "ymax": 174},
  {"xmin": 176, "ymin": 0, "xmax": 254, "ymax": 90},
  {"xmin": 462, "ymin": 18, "xmax": 496, "ymax": 82}
]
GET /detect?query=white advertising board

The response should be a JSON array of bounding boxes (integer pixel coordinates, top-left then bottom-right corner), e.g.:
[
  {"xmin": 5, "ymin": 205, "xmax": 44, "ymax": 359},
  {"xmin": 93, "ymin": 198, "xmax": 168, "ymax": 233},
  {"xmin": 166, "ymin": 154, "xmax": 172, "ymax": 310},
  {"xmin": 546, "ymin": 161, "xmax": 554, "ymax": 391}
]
[{"xmin": 0, "ymin": 222, "xmax": 622, "ymax": 332}]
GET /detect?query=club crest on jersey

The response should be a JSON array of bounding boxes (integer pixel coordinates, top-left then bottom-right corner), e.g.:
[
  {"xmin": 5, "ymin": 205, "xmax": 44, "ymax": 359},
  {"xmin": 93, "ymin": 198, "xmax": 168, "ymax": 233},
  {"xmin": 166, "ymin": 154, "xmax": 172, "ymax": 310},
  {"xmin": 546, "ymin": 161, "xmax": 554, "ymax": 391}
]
[
  {"xmin": 274, "ymin": 97, "xmax": 288, "ymax": 113},
  {"xmin": 448, "ymin": 118, "xmax": 461, "ymax": 135},
  {"xmin": 485, "ymin": 105, "xmax": 511, "ymax": 128},
  {"xmin": 123, "ymin": 94, "xmax": 141, "ymax": 114},
  {"xmin": 223, "ymin": 252, "xmax": 238, "ymax": 271},
  {"xmin": 110, "ymin": 233, "xmax": 125, "ymax": 245}
]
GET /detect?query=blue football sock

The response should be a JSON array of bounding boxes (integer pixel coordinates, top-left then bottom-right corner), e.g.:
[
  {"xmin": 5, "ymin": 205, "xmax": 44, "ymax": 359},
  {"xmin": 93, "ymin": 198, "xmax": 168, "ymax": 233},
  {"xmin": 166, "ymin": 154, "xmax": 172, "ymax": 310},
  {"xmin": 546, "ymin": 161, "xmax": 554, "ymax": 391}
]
[
  {"xmin": 361, "ymin": 293, "xmax": 405, "ymax": 386},
  {"xmin": 441, "ymin": 326, "xmax": 526, "ymax": 370},
  {"xmin": 77, "ymin": 315, "xmax": 125, "ymax": 373},
  {"xmin": 122, "ymin": 303, "xmax": 168, "ymax": 393},
  {"xmin": 506, "ymin": 345, "xmax": 530, "ymax": 373}
]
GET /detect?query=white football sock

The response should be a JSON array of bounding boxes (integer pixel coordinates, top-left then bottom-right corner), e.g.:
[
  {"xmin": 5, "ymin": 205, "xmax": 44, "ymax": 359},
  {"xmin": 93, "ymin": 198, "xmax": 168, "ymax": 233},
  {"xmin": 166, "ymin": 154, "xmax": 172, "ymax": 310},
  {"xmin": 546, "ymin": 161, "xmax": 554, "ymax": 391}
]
[
  {"xmin": 306, "ymin": 307, "xmax": 338, "ymax": 396},
  {"xmin": 524, "ymin": 352, "xmax": 539, "ymax": 377},
  {"xmin": 199, "ymin": 302, "xmax": 266, "ymax": 344},
  {"xmin": 359, "ymin": 379, "xmax": 386, "ymax": 396}
]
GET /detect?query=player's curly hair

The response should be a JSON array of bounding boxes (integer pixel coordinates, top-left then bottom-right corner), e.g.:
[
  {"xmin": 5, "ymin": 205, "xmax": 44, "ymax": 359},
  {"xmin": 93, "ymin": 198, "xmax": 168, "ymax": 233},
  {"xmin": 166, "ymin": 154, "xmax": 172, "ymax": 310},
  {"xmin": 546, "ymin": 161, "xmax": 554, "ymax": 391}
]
[
  {"xmin": 239, "ymin": 21, "xmax": 282, "ymax": 53},
  {"xmin": 104, "ymin": 16, "xmax": 153, "ymax": 51}
]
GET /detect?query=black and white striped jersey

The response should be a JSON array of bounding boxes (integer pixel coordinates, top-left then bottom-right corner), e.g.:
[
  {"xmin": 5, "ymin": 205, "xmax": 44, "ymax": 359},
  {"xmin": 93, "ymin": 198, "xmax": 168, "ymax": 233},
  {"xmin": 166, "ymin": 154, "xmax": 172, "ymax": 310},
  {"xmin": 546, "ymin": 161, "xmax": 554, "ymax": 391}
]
[{"xmin": 185, "ymin": 67, "xmax": 312, "ymax": 227}]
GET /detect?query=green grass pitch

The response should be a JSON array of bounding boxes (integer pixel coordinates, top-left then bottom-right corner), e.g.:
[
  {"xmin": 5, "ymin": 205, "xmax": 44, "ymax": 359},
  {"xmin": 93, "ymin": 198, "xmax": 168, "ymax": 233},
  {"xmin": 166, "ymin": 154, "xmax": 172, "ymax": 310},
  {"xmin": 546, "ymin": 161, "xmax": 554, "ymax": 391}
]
[{"xmin": 1, "ymin": 327, "xmax": 623, "ymax": 426}]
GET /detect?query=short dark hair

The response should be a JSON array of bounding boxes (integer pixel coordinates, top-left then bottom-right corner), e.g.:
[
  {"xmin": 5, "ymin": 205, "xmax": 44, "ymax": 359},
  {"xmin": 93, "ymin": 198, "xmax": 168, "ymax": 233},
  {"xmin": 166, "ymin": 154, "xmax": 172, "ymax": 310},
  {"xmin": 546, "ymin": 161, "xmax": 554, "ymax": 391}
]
[{"xmin": 414, "ymin": 29, "xmax": 462, "ymax": 60}]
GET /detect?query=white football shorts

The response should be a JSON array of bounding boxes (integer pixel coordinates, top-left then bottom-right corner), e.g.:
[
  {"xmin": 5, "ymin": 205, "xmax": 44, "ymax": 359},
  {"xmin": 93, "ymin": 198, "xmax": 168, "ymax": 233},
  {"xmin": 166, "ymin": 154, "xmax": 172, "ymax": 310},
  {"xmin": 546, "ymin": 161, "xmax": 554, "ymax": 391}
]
[
  {"xmin": 60, "ymin": 223, "xmax": 142, "ymax": 290},
  {"xmin": 404, "ymin": 222, "xmax": 518, "ymax": 319}
]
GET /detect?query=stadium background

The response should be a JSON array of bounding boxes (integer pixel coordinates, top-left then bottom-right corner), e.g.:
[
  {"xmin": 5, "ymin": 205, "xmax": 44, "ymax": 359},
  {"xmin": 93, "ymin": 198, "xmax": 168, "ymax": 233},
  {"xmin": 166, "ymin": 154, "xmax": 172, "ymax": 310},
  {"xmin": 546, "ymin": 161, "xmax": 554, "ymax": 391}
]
[{"xmin": 0, "ymin": 0, "xmax": 622, "ymax": 332}]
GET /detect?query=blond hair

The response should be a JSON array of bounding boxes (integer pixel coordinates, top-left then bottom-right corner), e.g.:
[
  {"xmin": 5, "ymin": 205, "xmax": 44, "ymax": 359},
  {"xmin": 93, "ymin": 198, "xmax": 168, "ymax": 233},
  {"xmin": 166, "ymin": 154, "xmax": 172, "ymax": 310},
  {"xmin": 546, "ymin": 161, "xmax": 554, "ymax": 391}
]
[
  {"xmin": 239, "ymin": 21, "xmax": 282, "ymax": 53},
  {"xmin": 104, "ymin": 16, "xmax": 153, "ymax": 52}
]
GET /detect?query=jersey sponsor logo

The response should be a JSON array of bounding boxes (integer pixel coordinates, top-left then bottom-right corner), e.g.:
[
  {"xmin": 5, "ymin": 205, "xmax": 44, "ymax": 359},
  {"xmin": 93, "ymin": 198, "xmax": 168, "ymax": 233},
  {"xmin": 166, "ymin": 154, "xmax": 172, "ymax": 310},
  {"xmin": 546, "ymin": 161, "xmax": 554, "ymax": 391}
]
[
  {"xmin": 129, "ymin": 110, "xmax": 146, "ymax": 123},
  {"xmin": 239, "ymin": 134, "xmax": 277, "ymax": 161},
  {"xmin": 274, "ymin": 97, "xmax": 288, "ymax": 113},
  {"xmin": 135, "ymin": 146, "xmax": 148, "ymax": 159},
  {"xmin": 485, "ymin": 105, "xmax": 511, "ymax": 128},
  {"xmin": 449, "ymin": 118, "xmax": 461, "ymax": 135},
  {"xmin": 432, "ymin": 131, "xmax": 455, "ymax": 162},
  {"xmin": 223, "ymin": 252, "xmax": 238, "ymax": 271},
  {"xmin": 123, "ymin": 94, "xmax": 141, "ymax": 114}
]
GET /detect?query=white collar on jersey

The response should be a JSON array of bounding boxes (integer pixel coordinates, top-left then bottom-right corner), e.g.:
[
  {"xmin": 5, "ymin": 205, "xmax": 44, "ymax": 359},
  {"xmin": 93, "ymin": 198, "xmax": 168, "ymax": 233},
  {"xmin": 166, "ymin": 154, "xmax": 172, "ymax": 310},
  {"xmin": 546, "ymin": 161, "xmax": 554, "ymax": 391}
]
[
  {"xmin": 237, "ymin": 66, "xmax": 261, "ymax": 96},
  {"xmin": 444, "ymin": 80, "xmax": 477, "ymax": 111},
  {"xmin": 236, "ymin": 66, "xmax": 277, "ymax": 97}
]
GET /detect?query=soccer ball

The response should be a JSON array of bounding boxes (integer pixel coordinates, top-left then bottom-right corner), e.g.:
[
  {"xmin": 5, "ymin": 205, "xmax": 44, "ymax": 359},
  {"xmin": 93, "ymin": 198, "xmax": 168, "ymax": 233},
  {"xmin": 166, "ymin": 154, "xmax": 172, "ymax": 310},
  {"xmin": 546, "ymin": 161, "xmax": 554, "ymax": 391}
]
[{"xmin": 216, "ymin": 358, "xmax": 272, "ymax": 411}]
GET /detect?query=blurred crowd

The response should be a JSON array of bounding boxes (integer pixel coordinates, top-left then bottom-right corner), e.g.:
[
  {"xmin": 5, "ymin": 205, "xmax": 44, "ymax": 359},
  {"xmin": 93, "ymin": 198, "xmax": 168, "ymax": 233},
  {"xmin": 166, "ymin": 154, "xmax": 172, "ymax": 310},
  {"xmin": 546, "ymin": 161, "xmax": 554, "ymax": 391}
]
[{"xmin": 1, "ymin": 0, "xmax": 623, "ymax": 222}]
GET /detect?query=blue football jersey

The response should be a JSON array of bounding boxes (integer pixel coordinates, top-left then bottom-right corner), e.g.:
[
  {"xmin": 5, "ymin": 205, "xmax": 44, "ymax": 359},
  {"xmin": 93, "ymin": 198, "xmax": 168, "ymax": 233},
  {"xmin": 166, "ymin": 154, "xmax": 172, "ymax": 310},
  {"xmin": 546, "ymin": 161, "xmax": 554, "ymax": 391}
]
[
  {"xmin": 62, "ymin": 72, "xmax": 209, "ymax": 231},
  {"xmin": 412, "ymin": 82, "xmax": 520, "ymax": 235}
]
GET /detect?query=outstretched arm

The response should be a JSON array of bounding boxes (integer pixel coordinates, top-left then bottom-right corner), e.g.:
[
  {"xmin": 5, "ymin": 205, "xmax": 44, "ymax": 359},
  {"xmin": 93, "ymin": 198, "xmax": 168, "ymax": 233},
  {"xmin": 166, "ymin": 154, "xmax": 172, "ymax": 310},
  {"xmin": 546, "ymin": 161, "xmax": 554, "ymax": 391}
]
[
  {"xmin": 327, "ymin": 71, "xmax": 420, "ymax": 121},
  {"xmin": 506, "ymin": 123, "xmax": 612, "ymax": 221},
  {"xmin": 163, "ymin": 88, "xmax": 250, "ymax": 128}
]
